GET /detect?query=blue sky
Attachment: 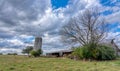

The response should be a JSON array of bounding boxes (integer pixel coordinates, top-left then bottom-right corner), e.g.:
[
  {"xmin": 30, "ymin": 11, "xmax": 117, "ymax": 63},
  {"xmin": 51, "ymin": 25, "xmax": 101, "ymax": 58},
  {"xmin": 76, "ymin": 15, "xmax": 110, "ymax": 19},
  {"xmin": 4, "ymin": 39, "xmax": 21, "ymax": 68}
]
[
  {"xmin": 100, "ymin": 0, "xmax": 120, "ymax": 6},
  {"xmin": 51, "ymin": 0, "xmax": 69, "ymax": 9},
  {"xmin": 0, "ymin": 0, "xmax": 120, "ymax": 54}
]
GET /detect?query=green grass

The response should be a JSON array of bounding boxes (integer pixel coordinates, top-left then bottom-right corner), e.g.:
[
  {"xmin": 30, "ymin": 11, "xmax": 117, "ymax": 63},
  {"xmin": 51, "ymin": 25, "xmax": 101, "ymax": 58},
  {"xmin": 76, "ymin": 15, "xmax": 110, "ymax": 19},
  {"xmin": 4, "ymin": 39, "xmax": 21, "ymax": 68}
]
[{"xmin": 0, "ymin": 55, "xmax": 120, "ymax": 71}]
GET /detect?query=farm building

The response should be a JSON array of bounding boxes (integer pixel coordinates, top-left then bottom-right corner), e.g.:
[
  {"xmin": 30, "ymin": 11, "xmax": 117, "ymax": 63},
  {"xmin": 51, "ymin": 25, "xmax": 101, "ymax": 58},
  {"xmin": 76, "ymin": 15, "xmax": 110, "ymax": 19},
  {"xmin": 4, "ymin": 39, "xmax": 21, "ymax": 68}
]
[{"xmin": 46, "ymin": 50, "xmax": 73, "ymax": 57}]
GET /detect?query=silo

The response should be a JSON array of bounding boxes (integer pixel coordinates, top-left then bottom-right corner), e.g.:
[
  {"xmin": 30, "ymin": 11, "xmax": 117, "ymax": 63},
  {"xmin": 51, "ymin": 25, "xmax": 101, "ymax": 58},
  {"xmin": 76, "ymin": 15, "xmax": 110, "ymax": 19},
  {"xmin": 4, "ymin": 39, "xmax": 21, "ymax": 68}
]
[{"xmin": 34, "ymin": 37, "xmax": 42, "ymax": 50}]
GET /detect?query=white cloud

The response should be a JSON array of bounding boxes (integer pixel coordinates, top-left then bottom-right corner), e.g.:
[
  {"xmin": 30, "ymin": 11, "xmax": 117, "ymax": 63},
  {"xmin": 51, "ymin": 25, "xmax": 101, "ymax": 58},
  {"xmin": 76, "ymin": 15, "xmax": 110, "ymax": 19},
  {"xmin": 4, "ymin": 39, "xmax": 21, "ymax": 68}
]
[
  {"xmin": 117, "ymin": 25, "xmax": 120, "ymax": 28},
  {"xmin": 106, "ymin": 11, "xmax": 120, "ymax": 23},
  {"xmin": 0, "ymin": 48, "xmax": 22, "ymax": 54},
  {"xmin": 7, "ymin": 39, "xmax": 23, "ymax": 45},
  {"xmin": 84, "ymin": 0, "xmax": 101, "ymax": 8}
]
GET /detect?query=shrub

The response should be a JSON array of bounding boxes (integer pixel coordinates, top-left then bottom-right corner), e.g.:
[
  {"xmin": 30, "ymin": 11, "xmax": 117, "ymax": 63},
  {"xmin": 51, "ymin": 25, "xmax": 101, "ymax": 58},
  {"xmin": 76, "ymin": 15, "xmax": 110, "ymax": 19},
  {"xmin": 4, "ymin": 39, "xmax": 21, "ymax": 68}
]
[
  {"xmin": 0, "ymin": 53, "xmax": 3, "ymax": 55},
  {"xmin": 95, "ymin": 45, "xmax": 116, "ymax": 60},
  {"xmin": 30, "ymin": 50, "xmax": 39, "ymax": 57},
  {"xmin": 72, "ymin": 44, "xmax": 116, "ymax": 60},
  {"xmin": 72, "ymin": 45, "xmax": 95, "ymax": 60},
  {"xmin": 30, "ymin": 49, "xmax": 42, "ymax": 57},
  {"xmin": 72, "ymin": 47, "xmax": 83, "ymax": 59},
  {"xmin": 37, "ymin": 49, "xmax": 42, "ymax": 55}
]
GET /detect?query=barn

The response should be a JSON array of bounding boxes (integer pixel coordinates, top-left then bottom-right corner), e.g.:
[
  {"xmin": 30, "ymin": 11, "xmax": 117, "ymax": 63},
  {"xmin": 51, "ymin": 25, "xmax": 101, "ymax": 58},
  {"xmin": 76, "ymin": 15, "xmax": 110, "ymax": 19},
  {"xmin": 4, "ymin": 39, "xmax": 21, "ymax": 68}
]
[{"xmin": 46, "ymin": 50, "xmax": 73, "ymax": 57}]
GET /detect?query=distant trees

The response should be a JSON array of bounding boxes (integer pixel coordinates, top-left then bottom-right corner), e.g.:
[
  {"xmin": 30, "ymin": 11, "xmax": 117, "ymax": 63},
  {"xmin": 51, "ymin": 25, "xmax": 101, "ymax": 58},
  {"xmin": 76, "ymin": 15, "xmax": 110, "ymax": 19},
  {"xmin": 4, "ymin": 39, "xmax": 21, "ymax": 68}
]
[
  {"xmin": 22, "ymin": 46, "xmax": 33, "ymax": 56},
  {"xmin": 60, "ymin": 8, "xmax": 109, "ymax": 46},
  {"xmin": 7, "ymin": 53, "xmax": 17, "ymax": 55}
]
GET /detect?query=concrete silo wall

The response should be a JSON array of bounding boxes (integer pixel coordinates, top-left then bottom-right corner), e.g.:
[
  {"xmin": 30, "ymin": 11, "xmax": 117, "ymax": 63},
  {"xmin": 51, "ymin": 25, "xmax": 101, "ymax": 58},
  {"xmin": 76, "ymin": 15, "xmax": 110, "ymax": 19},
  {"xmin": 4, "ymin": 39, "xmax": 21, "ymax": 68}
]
[{"xmin": 34, "ymin": 37, "xmax": 42, "ymax": 50}]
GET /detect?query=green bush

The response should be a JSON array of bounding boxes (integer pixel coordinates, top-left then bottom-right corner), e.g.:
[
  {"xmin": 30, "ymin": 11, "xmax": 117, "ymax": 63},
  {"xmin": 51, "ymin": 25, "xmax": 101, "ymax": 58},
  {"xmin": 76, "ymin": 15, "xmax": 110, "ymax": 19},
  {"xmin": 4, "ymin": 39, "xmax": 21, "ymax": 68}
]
[
  {"xmin": 72, "ymin": 47, "xmax": 83, "ymax": 59},
  {"xmin": 72, "ymin": 44, "xmax": 95, "ymax": 60},
  {"xmin": 72, "ymin": 44, "xmax": 116, "ymax": 60},
  {"xmin": 95, "ymin": 45, "xmax": 116, "ymax": 60},
  {"xmin": 30, "ymin": 49, "xmax": 42, "ymax": 57},
  {"xmin": 30, "ymin": 50, "xmax": 39, "ymax": 57},
  {"xmin": 37, "ymin": 49, "xmax": 42, "ymax": 55},
  {"xmin": 0, "ymin": 53, "xmax": 3, "ymax": 55}
]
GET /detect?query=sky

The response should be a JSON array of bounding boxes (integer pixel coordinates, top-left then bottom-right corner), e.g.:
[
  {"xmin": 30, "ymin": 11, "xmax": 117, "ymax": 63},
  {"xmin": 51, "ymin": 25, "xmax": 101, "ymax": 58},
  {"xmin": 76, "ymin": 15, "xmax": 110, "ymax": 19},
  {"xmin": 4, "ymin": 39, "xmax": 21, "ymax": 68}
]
[{"xmin": 0, "ymin": 0, "xmax": 120, "ymax": 54}]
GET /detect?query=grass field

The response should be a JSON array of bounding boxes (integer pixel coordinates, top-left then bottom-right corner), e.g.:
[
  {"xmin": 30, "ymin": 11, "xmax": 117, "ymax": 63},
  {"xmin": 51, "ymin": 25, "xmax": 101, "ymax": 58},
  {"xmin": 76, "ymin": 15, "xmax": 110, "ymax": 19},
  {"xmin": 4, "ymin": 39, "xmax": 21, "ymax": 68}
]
[{"xmin": 0, "ymin": 55, "xmax": 120, "ymax": 71}]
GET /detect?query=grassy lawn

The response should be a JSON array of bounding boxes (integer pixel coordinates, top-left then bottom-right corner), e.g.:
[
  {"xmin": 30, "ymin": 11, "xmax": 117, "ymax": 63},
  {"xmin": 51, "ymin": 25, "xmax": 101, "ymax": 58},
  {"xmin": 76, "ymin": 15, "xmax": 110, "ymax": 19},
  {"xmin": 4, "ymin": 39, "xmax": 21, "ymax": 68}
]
[{"xmin": 0, "ymin": 55, "xmax": 120, "ymax": 71}]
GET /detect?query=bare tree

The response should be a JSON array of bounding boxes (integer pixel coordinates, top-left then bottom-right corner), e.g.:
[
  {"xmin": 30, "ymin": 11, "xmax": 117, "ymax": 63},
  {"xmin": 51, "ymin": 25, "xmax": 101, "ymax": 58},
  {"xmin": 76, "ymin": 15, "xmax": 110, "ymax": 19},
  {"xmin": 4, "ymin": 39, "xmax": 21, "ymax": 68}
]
[{"xmin": 60, "ymin": 8, "xmax": 109, "ymax": 46}]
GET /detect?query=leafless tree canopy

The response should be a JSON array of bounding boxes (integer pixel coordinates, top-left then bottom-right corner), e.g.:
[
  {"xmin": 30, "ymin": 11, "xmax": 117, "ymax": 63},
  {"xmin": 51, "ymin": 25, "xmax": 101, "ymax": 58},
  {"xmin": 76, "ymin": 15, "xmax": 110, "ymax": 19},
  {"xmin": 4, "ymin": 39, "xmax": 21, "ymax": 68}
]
[{"xmin": 60, "ymin": 9, "xmax": 109, "ymax": 46}]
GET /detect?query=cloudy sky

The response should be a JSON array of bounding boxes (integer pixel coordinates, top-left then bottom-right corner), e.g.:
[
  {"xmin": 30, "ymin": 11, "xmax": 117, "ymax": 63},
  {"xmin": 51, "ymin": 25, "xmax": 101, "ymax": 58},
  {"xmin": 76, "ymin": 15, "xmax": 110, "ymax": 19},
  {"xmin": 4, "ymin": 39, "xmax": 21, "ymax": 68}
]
[{"xmin": 0, "ymin": 0, "xmax": 120, "ymax": 54}]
